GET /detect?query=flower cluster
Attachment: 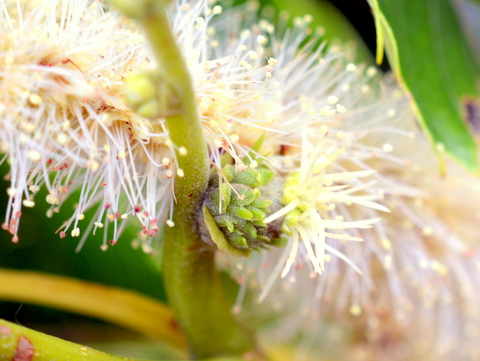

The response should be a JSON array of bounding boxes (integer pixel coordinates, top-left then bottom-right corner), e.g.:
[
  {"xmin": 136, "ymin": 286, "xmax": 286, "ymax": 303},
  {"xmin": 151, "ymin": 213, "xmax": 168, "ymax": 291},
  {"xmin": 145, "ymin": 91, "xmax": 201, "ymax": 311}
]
[
  {"xmin": 0, "ymin": 0, "xmax": 174, "ymax": 251},
  {"xmin": 1, "ymin": 0, "xmax": 480, "ymax": 360}
]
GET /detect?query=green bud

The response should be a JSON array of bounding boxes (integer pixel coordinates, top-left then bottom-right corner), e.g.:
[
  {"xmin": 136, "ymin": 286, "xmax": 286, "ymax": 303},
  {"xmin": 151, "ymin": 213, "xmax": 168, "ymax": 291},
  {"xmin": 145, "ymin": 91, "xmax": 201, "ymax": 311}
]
[
  {"xmin": 251, "ymin": 198, "xmax": 272, "ymax": 209},
  {"xmin": 232, "ymin": 168, "xmax": 264, "ymax": 187},
  {"xmin": 230, "ymin": 186, "xmax": 260, "ymax": 206},
  {"xmin": 252, "ymin": 219, "xmax": 267, "ymax": 228},
  {"xmin": 124, "ymin": 72, "xmax": 157, "ymax": 107},
  {"xmin": 247, "ymin": 206, "xmax": 265, "ymax": 221},
  {"xmin": 235, "ymin": 220, "xmax": 258, "ymax": 239},
  {"xmin": 218, "ymin": 183, "xmax": 231, "ymax": 213},
  {"xmin": 257, "ymin": 168, "xmax": 275, "ymax": 185},
  {"xmin": 215, "ymin": 214, "xmax": 235, "ymax": 233},
  {"xmin": 222, "ymin": 164, "xmax": 234, "ymax": 182},
  {"xmin": 231, "ymin": 206, "xmax": 253, "ymax": 220},
  {"xmin": 199, "ymin": 159, "xmax": 286, "ymax": 255},
  {"xmin": 123, "ymin": 70, "xmax": 182, "ymax": 119},
  {"xmin": 230, "ymin": 234, "xmax": 248, "ymax": 248},
  {"xmin": 137, "ymin": 100, "xmax": 159, "ymax": 119}
]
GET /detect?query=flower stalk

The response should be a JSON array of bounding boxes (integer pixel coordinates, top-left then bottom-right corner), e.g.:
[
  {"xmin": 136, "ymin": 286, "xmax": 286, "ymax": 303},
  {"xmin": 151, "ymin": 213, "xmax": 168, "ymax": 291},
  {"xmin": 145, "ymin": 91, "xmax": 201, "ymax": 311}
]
[{"xmin": 110, "ymin": 0, "xmax": 260, "ymax": 358}]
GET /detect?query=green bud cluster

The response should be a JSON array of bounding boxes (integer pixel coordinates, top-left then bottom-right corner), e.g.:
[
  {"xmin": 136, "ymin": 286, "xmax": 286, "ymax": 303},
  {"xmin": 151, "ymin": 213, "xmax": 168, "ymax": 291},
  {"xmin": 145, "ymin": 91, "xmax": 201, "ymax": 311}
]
[{"xmin": 202, "ymin": 163, "xmax": 285, "ymax": 254}]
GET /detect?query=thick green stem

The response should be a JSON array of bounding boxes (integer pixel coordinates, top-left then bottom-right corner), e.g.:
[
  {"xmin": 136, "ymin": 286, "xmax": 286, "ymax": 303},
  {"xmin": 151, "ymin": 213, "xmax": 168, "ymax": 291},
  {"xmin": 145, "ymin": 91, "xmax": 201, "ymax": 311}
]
[
  {"xmin": 0, "ymin": 319, "xmax": 247, "ymax": 361},
  {"xmin": 146, "ymin": 12, "xmax": 258, "ymax": 360},
  {"xmin": 163, "ymin": 226, "xmax": 257, "ymax": 358},
  {"xmin": 110, "ymin": 1, "xmax": 260, "ymax": 358},
  {"xmin": 0, "ymin": 319, "xmax": 152, "ymax": 361}
]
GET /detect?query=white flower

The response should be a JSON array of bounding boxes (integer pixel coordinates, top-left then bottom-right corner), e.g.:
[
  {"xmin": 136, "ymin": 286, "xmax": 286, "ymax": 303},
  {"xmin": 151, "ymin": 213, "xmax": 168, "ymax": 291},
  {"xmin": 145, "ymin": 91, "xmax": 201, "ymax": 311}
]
[
  {"xmin": 0, "ymin": 0, "xmax": 174, "ymax": 250},
  {"xmin": 180, "ymin": 3, "xmax": 480, "ymax": 359}
]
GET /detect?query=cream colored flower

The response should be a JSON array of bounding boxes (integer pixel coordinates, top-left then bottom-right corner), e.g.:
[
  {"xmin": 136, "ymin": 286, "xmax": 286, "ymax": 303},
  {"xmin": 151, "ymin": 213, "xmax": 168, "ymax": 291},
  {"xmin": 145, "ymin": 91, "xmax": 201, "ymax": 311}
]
[{"xmin": 0, "ymin": 0, "xmax": 175, "ymax": 251}]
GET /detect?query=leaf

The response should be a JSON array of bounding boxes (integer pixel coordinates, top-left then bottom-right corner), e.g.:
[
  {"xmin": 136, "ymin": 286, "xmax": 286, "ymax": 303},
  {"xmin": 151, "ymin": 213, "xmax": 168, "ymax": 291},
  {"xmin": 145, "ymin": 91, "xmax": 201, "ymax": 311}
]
[
  {"xmin": 259, "ymin": 0, "xmax": 375, "ymax": 64},
  {"xmin": 0, "ymin": 162, "xmax": 167, "ymax": 303},
  {"xmin": 0, "ymin": 270, "xmax": 187, "ymax": 351},
  {"xmin": 369, "ymin": 0, "xmax": 480, "ymax": 173}
]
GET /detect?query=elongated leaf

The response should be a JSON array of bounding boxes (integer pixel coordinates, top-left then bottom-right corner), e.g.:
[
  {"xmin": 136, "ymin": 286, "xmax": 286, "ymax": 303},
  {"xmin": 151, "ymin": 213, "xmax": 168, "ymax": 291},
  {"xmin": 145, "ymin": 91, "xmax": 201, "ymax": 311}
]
[
  {"xmin": 270, "ymin": 0, "xmax": 374, "ymax": 64},
  {"xmin": 0, "ymin": 162, "xmax": 167, "ymax": 303},
  {"xmin": 369, "ymin": 0, "xmax": 480, "ymax": 173},
  {"xmin": 0, "ymin": 270, "xmax": 186, "ymax": 351}
]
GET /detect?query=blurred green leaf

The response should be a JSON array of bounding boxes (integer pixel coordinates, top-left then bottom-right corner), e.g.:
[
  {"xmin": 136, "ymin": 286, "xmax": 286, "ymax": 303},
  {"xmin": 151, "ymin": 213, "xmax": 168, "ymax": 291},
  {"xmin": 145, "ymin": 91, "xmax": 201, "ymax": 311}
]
[
  {"xmin": 0, "ymin": 270, "xmax": 186, "ymax": 350},
  {"xmin": 0, "ymin": 163, "xmax": 166, "ymax": 303},
  {"xmin": 369, "ymin": 0, "xmax": 480, "ymax": 173},
  {"xmin": 454, "ymin": 0, "xmax": 480, "ymax": 63},
  {"xmin": 250, "ymin": 0, "xmax": 375, "ymax": 64}
]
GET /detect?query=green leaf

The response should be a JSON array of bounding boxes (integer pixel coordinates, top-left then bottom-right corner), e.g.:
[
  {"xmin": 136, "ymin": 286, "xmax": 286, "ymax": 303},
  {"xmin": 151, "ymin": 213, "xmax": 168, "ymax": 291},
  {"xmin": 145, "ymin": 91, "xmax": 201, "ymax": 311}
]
[
  {"xmin": 0, "ymin": 162, "xmax": 167, "ymax": 303},
  {"xmin": 269, "ymin": 0, "xmax": 374, "ymax": 64},
  {"xmin": 369, "ymin": 0, "xmax": 480, "ymax": 173},
  {"xmin": 0, "ymin": 270, "xmax": 186, "ymax": 350}
]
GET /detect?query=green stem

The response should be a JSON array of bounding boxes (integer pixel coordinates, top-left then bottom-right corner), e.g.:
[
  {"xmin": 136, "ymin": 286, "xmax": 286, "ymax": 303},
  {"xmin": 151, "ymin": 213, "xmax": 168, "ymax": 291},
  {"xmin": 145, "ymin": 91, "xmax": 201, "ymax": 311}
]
[
  {"xmin": 146, "ymin": 12, "xmax": 258, "ymax": 361},
  {"xmin": 0, "ymin": 318, "xmax": 249, "ymax": 361},
  {"xmin": 0, "ymin": 319, "xmax": 153, "ymax": 361},
  {"xmin": 110, "ymin": 1, "xmax": 260, "ymax": 358}
]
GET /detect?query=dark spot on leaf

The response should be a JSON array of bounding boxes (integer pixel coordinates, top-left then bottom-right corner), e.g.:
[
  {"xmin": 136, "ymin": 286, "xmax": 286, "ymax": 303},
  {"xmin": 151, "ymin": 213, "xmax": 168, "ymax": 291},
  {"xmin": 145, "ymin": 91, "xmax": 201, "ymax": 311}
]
[
  {"xmin": 187, "ymin": 244, "xmax": 203, "ymax": 251},
  {"xmin": 169, "ymin": 318, "xmax": 181, "ymax": 331},
  {"xmin": 464, "ymin": 98, "xmax": 480, "ymax": 134},
  {"xmin": 13, "ymin": 336, "xmax": 34, "ymax": 361}
]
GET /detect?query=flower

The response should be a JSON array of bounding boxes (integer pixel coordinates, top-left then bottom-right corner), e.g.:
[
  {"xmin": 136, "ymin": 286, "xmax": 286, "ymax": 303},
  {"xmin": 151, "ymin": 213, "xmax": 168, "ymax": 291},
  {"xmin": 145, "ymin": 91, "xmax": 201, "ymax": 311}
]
[
  {"xmin": 2, "ymin": 1, "xmax": 480, "ymax": 360},
  {"xmin": 177, "ymin": 3, "xmax": 480, "ymax": 360},
  {"xmin": 0, "ymin": 0, "xmax": 175, "ymax": 250}
]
